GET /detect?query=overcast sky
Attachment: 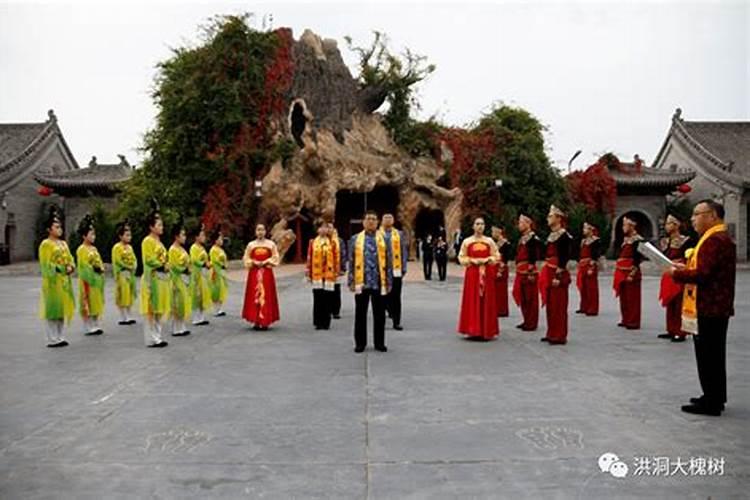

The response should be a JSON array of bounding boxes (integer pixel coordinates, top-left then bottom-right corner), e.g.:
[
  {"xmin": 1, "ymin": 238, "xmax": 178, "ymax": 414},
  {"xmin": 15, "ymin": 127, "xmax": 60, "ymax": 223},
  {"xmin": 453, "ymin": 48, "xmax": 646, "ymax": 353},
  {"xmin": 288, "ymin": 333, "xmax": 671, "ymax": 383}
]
[{"xmin": 1, "ymin": 0, "xmax": 747, "ymax": 171}]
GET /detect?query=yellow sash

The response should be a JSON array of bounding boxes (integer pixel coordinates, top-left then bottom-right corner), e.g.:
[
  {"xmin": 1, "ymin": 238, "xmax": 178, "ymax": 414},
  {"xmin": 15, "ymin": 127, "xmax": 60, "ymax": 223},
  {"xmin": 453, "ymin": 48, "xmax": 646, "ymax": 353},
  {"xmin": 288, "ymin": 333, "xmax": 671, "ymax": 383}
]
[
  {"xmin": 681, "ymin": 223, "xmax": 726, "ymax": 335},
  {"xmin": 379, "ymin": 227, "xmax": 402, "ymax": 277},
  {"xmin": 311, "ymin": 236, "xmax": 336, "ymax": 290},
  {"xmin": 354, "ymin": 231, "xmax": 387, "ymax": 295}
]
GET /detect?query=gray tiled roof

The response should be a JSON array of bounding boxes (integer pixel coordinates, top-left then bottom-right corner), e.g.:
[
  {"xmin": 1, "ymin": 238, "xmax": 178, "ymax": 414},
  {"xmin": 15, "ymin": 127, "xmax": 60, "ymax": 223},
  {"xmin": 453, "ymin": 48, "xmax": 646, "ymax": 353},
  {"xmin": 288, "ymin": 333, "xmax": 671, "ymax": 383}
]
[
  {"xmin": 682, "ymin": 120, "xmax": 750, "ymax": 182},
  {"xmin": 35, "ymin": 157, "xmax": 132, "ymax": 191},
  {"xmin": 610, "ymin": 164, "xmax": 695, "ymax": 188},
  {"xmin": 0, "ymin": 123, "xmax": 48, "ymax": 165}
]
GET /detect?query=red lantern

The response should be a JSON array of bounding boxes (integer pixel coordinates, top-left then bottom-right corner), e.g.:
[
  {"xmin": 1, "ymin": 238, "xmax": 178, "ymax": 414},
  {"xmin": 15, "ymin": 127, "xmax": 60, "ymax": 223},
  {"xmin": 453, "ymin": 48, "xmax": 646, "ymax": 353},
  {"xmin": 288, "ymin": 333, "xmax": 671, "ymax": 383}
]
[
  {"xmin": 676, "ymin": 184, "xmax": 692, "ymax": 194},
  {"xmin": 37, "ymin": 186, "xmax": 53, "ymax": 196}
]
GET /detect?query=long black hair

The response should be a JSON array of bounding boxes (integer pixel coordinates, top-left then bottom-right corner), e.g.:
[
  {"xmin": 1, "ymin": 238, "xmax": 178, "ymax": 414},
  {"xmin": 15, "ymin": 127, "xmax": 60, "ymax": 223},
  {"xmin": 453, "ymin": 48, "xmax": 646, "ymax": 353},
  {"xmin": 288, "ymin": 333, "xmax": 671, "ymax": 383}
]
[
  {"xmin": 77, "ymin": 214, "xmax": 95, "ymax": 239},
  {"xmin": 115, "ymin": 219, "xmax": 131, "ymax": 239},
  {"xmin": 44, "ymin": 205, "xmax": 63, "ymax": 231},
  {"xmin": 171, "ymin": 214, "xmax": 186, "ymax": 242},
  {"xmin": 146, "ymin": 198, "xmax": 161, "ymax": 231}
]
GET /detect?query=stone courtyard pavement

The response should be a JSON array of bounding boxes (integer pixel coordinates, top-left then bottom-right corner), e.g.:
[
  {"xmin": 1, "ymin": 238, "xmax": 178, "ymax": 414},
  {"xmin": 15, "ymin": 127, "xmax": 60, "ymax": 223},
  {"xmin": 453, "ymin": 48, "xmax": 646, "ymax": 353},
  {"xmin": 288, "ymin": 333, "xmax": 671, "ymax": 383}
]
[{"xmin": 0, "ymin": 268, "xmax": 747, "ymax": 499}]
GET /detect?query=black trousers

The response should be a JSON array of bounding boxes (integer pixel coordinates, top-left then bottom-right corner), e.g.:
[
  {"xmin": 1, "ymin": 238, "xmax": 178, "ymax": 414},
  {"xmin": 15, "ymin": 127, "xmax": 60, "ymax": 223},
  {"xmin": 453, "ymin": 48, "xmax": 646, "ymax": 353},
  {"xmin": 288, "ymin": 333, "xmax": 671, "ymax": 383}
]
[
  {"xmin": 332, "ymin": 284, "xmax": 342, "ymax": 316},
  {"xmin": 354, "ymin": 289, "xmax": 386, "ymax": 349},
  {"xmin": 386, "ymin": 277, "xmax": 403, "ymax": 326},
  {"xmin": 694, "ymin": 316, "xmax": 729, "ymax": 407},
  {"xmin": 313, "ymin": 289, "xmax": 333, "ymax": 329},
  {"xmin": 423, "ymin": 258, "xmax": 433, "ymax": 280},
  {"xmin": 436, "ymin": 258, "xmax": 447, "ymax": 281}
]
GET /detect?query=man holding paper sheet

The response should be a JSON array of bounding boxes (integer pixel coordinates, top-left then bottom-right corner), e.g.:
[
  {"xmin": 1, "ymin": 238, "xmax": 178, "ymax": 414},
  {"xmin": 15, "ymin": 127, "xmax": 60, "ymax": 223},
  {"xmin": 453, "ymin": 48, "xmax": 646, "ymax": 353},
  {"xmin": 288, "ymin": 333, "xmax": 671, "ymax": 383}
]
[{"xmin": 667, "ymin": 200, "xmax": 735, "ymax": 417}]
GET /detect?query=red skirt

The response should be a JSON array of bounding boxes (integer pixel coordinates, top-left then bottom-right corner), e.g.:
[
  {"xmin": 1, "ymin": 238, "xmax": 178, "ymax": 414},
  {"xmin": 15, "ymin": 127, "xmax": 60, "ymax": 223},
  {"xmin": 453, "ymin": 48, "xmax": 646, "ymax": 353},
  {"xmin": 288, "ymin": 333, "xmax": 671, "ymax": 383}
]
[
  {"xmin": 242, "ymin": 267, "xmax": 280, "ymax": 327},
  {"xmin": 458, "ymin": 264, "xmax": 499, "ymax": 339}
]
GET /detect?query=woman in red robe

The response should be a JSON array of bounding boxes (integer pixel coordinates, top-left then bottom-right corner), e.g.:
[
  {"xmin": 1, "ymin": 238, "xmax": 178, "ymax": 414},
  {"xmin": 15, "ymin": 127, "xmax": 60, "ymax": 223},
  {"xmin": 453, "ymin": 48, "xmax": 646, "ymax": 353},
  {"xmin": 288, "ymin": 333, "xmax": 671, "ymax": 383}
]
[
  {"xmin": 457, "ymin": 217, "xmax": 500, "ymax": 340},
  {"xmin": 492, "ymin": 226, "xmax": 512, "ymax": 317},
  {"xmin": 576, "ymin": 222, "xmax": 601, "ymax": 316},
  {"xmin": 242, "ymin": 224, "xmax": 281, "ymax": 330},
  {"xmin": 658, "ymin": 214, "xmax": 692, "ymax": 342}
]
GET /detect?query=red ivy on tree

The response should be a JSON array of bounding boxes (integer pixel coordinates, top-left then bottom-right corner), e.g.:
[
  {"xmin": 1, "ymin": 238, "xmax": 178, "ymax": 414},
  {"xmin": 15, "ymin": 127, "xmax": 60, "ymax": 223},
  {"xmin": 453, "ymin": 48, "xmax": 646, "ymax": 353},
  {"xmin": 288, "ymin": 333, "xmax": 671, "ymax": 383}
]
[
  {"xmin": 438, "ymin": 127, "xmax": 503, "ymax": 223},
  {"xmin": 202, "ymin": 28, "xmax": 295, "ymax": 237},
  {"xmin": 566, "ymin": 154, "xmax": 618, "ymax": 216}
]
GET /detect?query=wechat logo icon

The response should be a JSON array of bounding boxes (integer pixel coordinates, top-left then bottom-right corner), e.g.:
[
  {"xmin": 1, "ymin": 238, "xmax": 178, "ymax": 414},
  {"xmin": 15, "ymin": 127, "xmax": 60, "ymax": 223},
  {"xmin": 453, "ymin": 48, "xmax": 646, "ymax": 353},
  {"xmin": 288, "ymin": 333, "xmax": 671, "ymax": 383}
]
[{"xmin": 598, "ymin": 452, "xmax": 629, "ymax": 478}]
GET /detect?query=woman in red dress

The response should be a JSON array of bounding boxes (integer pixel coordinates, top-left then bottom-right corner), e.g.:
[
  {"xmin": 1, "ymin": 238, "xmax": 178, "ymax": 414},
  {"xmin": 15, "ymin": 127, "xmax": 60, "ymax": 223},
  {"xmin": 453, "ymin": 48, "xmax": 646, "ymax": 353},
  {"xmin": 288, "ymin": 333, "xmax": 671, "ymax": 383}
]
[
  {"xmin": 457, "ymin": 217, "xmax": 500, "ymax": 340},
  {"xmin": 242, "ymin": 224, "xmax": 281, "ymax": 330}
]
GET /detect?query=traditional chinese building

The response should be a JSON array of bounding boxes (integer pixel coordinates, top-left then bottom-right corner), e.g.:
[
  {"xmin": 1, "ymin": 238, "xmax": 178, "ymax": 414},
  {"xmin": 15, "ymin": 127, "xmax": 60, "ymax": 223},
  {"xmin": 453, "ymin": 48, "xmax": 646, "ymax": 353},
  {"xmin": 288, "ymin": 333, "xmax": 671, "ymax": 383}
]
[
  {"xmin": 0, "ymin": 110, "xmax": 133, "ymax": 264},
  {"xmin": 652, "ymin": 108, "xmax": 749, "ymax": 260},
  {"xmin": 608, "ymin": 155, "xmax": 695, "ymax": 248},
  {"xmin": 0, "ymin": 110, "xmax": 78, "ymax": 263},
  {"xmin": 35, "ymin": 155, "xmax": 134, "ymax": 244}
]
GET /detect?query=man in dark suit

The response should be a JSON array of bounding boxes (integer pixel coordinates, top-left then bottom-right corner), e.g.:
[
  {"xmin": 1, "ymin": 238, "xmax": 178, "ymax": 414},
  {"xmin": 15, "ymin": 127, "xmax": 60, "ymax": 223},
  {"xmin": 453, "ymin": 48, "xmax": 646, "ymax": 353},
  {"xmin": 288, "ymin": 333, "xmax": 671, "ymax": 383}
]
[{"xmin": 668, "ymin": 199, "xmax": 736, "ymax": 417}]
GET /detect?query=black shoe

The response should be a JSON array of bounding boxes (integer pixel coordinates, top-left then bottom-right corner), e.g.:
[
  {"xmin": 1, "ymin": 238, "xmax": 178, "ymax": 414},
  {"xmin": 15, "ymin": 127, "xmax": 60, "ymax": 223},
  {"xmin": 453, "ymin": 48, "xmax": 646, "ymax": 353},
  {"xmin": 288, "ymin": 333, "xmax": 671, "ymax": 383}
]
[
  {"xmin": 252, "ymin": 324, "xmax": 261, "ymax": 331},
  {"xmin": 214, "ymin": 311, "xmax": 226, "ymax": 317},
  {"xmin": 85, "ymin": 330, "xmax": 103, "ymax": 336},
  {"xmin": 688, "ymin": 397, "xmax": 724, "ymax": 410},
  {"xmin": 354, "ymin": 346, "xmax": 365, "ymax": 353},
  {"xmin": 128, "ymin": 319, "xmax": 137, "ymax": 325},
  {"xmin": 193, "ymin": 320, "xmax": 209, "ymax": 326},
  {"xmin": 617, "ymin": 322, "xmax": 625, "ymax": 327},
  {"xmin": 548, "ymin": 339, "xmax": 567, "ymax": 345},
  {"xmin": 625, "ymin": 326, "xmax": 640, "ymax": 330},
  {"xmin": 148, "ymin": 341, "xmax": 168, "ymax": 348},
  {"xmin": 540, "ymin": 337, "xmax": 549, "ymax": 342},
  {"xmin": 575, "ymin": 309, "xmax": 584, "ymax": 314},
  {"xmin": 657, "ymin": 333, "xmax": 672, "ymax": 339},
  {"xmin": 515, "ymin": 323, "xmax": 525, "ymax": 329},
  {"xmin": 47, "ymin": 340, "xmax": 68, "ymax": 348},
  {"xmin": 259, "ymin": 325, "xmax": 269, "ymax": 331},
  {"xmin": 375, "ymin": 345, "xmax": 388, "ymax": 352},
  {"xmin": 521, "ymin": 326, "xmax": 537, "ymax": 332},
  {"xmin": 393, "ymin": 325, "xmax": 403, "ymax": 331},
  {"xmin": 671, "ymin": 336, "xmax": 686, "ymax": 342},
  {"xmin": 118, "ymin": 320, "xmax": 129, "ymax": 326},
  {"xmin": 171, "ymin": 331, "xmax": 190, "ymax": 337},
  {"xmin": 681, "ymin": 404, "xmax": 722, "ymax": 416}
]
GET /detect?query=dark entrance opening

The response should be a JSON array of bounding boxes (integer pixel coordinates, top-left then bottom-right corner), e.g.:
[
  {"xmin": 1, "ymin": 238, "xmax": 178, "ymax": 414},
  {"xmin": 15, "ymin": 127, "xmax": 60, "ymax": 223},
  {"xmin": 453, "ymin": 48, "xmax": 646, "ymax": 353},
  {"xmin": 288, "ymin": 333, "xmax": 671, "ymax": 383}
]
[
  {"xmin": 613, "ymin": 211, "xmax": 653, "ymax": 251},
  {"xmin": 290, "ymin": 102, "xmax": 307, "ymax": 148},
  {"xmin": 285, "ymin": 210, "xmax": 315, "ymax": 263},
  {"xmin": 335, "ymin": 186, "xmax": 400, "ymax": 242},
  {"xmin": 414, "ymin": 208, "xmax": 446, "ymax": 242}
]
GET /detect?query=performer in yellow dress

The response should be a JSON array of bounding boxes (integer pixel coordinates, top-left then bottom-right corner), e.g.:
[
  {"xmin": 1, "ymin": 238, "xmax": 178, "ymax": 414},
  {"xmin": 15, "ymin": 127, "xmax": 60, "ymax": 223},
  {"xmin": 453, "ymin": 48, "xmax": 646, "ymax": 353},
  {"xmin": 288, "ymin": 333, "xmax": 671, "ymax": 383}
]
[
  {"xmin": 76, "ymin": 214, "xmax": 105, "ymax": 336},
  {"xmin": 209, "ymin": 230, "xmax": 228, "ymax": 317},
  {"xmin": 38, "ymin": 206, "xmax": 75, "ymax": 347},
  {"xmin": 168, "ymin": 218, "xmax": 192, "ymax": 336},
  {"xmin": 189, "ymin": 224, "xmax": 212, "ymax": 326},
  {"xmin": 111, "ymin": 220, "xmax": 137, "ymax": 325},
  {"xmin": 140, "ymin": 200, "xmax": 170, "ymax": 348}
]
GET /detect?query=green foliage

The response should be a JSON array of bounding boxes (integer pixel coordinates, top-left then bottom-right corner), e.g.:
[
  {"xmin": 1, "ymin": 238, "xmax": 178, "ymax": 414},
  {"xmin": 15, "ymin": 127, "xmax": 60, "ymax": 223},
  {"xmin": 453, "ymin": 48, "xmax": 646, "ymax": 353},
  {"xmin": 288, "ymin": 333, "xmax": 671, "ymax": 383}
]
[
  {"xmin": 118, "ymin": 14, "xmax": 287, "ymax": 242},
  {"xmin": 346, "ymin": 31, "xmax": 436, "ymax": 156},
  {"xmin": 454, "ymin": 105, "xmax": 567, "ymax": 232}
]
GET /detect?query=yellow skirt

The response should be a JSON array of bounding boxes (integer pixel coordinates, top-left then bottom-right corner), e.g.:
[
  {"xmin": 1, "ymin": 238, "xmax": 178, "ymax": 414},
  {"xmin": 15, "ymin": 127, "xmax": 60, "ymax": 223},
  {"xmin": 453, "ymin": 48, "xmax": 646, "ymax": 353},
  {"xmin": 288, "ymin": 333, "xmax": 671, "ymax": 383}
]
[
  {"xmin": 39, "ymin": 275, "xmax": 75, "ymax": 322},
  {"xmin": 140, "ymin": 273, "xmax": 171, "ymax": 316},
  {"xmin": 115, "ymin": 272, "xmax": 136, "ymax": 308},
  {"xmin": 78, "ymin": 278, "xmax": 105, "ymax": 317}
]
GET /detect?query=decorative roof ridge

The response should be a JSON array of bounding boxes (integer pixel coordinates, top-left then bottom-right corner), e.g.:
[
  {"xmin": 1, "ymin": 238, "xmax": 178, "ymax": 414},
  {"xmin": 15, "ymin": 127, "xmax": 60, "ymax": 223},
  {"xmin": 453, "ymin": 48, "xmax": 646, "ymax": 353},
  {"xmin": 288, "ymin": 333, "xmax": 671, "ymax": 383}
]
[{"xmin": 0, "ymin": 109, "xmax": 79, "ymax": 174}]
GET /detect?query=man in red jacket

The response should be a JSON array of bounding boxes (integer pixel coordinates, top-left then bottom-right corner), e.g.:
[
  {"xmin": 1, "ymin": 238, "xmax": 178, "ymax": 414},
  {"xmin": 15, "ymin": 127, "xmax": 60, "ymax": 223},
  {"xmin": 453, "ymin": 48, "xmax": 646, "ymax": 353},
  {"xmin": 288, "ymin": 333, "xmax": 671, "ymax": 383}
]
[{"xmin": 668, "ymin": 199, "xmax": 736, "ymax": 417}]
